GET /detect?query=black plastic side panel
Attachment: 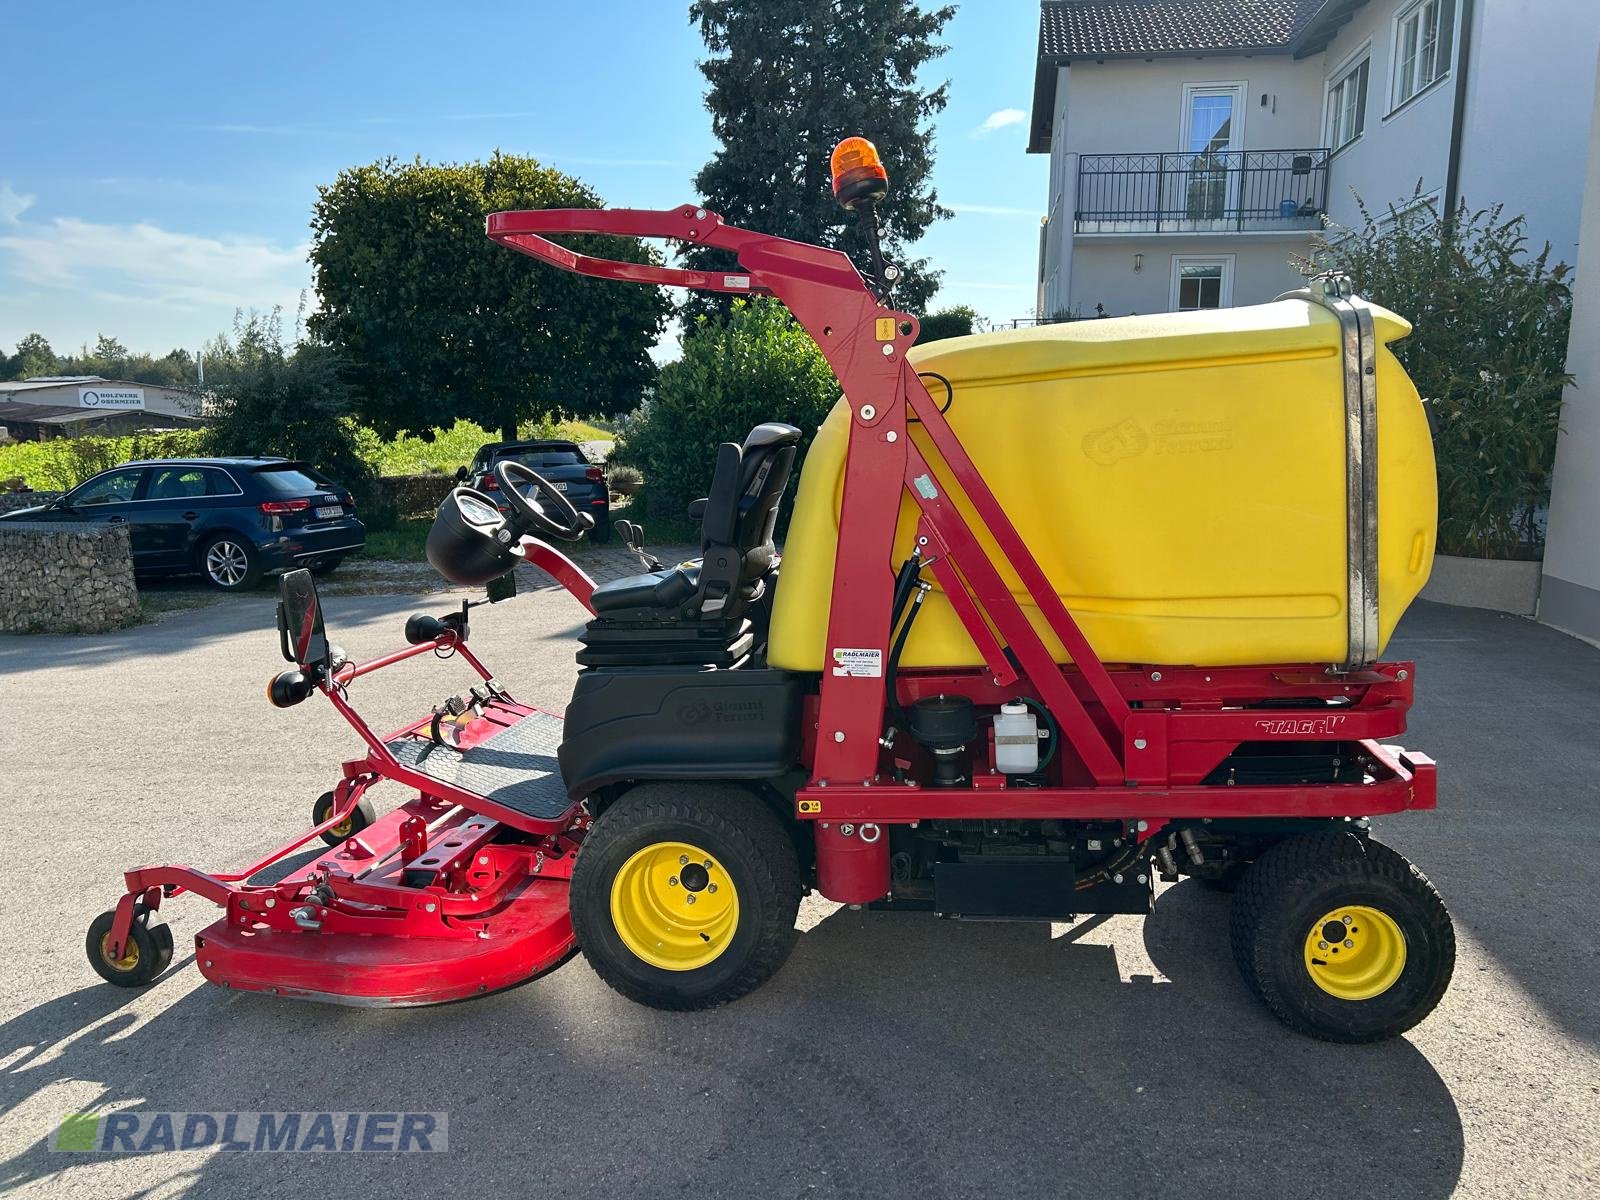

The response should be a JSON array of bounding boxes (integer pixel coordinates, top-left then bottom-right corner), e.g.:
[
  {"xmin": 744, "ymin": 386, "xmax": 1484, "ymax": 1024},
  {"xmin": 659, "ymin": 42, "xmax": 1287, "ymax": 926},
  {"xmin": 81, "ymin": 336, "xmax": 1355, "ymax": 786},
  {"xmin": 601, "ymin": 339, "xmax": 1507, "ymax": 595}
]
[{"xmin": 559, "ymin": 667, "xmax": 806, "ymax": 799}]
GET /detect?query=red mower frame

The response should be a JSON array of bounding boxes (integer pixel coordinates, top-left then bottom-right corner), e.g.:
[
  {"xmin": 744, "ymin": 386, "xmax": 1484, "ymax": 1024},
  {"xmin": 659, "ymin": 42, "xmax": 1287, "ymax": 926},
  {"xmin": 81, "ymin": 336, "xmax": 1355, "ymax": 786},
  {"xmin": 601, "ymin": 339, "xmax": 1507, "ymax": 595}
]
[
  {"xmin": 488, "ymin": 205, "xmax": 1437, "ymax": 906},
  {"xmin": 101, "ymin": 601, "xmax": 594, "ymax": 1005}
]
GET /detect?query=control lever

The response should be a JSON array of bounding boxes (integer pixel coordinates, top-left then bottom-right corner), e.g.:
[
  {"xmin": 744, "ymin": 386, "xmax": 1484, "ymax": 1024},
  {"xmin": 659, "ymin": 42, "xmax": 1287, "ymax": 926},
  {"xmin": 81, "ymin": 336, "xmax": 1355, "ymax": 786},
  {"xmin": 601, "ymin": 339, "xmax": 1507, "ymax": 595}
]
[{"xmin": 615, "ymin": 520, "xmax": 662, "ymax": 571}]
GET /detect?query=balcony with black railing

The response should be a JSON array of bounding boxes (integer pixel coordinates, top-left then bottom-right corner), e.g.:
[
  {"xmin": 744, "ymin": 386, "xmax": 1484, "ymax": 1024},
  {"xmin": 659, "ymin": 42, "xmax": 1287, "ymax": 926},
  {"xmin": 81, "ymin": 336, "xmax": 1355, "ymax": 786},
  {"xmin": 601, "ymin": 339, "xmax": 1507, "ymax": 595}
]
[{"xmin": 1074, "ymin": 148, "xmax": 1331, "ymax": 235}]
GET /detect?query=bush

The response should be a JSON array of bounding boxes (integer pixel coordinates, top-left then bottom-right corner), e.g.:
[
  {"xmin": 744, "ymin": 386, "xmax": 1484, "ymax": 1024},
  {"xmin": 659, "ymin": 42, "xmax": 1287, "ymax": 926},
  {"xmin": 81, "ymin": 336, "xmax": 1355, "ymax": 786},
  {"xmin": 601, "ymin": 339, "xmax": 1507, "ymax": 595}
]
[
  {"xmin": 1305, "ymin": 193, "xmax": 1573, "ymax": 559},
  {"xmin": 201, "ymin": 314, "xmax": 379, "ymax": 517},
  {"xmin": 914, "ymin": 305, "xmax": 979, "ymax": 344},
  {"xmin": 606, "ymin": 463, "xmax": 644, "ymax": 497},
  {"xmin": 617, "ymin": 298, "xmax": 838, "ymax": 529},
  {"xmin": 0, "ymin": 430, "xmax": 205, "ymax": 492}
]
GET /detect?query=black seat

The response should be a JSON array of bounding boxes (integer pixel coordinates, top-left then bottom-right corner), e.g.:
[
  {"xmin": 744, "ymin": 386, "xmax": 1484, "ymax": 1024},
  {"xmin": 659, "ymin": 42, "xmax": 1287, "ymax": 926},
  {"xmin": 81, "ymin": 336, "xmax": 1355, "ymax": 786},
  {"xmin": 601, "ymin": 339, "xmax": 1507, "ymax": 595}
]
[
  {"xmin": 591, "ymin": 422, "xmax": 800, "ymax": 621},
  {"xmin": 581, "ymin": 423, "xmax": 801, "ymax": 668}
]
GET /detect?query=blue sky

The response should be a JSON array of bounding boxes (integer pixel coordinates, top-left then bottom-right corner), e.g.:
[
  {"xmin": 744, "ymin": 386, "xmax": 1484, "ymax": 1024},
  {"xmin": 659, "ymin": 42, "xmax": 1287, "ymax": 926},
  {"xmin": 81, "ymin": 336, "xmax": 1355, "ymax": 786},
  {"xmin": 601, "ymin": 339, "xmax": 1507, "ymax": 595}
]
[{"xmin": 0, "ymin": 1, "xmax": 1047, "ymax": 365}]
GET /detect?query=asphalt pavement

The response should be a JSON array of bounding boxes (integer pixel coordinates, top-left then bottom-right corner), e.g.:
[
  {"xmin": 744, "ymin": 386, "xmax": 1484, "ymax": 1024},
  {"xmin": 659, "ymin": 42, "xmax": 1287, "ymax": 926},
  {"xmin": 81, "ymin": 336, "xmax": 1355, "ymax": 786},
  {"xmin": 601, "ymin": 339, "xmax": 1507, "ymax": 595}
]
[{"xmin": 0, "ymin": 588, "xmax": 1596, "ymax": 1199}]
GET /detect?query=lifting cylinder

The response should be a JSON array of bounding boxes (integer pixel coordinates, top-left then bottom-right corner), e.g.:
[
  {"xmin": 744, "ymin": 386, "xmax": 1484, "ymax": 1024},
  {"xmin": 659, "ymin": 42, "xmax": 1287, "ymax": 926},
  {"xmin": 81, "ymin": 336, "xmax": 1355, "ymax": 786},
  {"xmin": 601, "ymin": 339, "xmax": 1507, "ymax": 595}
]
[{"xmin": 814, "ymin": 820, "xmax": 890, "ymax": 905}]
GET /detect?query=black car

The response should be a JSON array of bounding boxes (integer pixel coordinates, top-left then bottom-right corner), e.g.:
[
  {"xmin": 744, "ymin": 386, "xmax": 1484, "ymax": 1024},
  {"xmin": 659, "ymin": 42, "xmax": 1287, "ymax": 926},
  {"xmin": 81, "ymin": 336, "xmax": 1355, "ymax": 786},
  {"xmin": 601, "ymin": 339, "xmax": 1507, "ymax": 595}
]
[
  {"xmin": 458, "ymin": 439, "xmax": 610, "ymax": 542},
  {"xmin": 0, "ymin": 457, "xmax": 366, "ymax": 590}
]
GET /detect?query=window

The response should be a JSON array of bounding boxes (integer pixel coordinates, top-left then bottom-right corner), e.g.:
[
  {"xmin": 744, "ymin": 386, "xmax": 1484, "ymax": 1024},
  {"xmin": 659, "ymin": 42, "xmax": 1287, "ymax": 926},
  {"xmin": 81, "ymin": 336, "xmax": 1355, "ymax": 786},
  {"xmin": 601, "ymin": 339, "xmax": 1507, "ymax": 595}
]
[
  {"xmin": 253, "ymin": 464, "xmax": 333, "ymax": 493},
  {"xmin": 1393, "ymin": 0, "xmax": 1456, "ymax": 107},
  {"xmin": 1171, "ymin": 256, "xmax": 1234, "ymax": 311},
  {"xmin": 69, "ymin": 468, "xmax": 145, "ymax": 506},
  {"xmin": 147, "ymin": 467, "xmax": 215, "ymax": 500},
  {"xmin": 1327, "ymin": 57, "xmax": 1369, "ymax": 149}
]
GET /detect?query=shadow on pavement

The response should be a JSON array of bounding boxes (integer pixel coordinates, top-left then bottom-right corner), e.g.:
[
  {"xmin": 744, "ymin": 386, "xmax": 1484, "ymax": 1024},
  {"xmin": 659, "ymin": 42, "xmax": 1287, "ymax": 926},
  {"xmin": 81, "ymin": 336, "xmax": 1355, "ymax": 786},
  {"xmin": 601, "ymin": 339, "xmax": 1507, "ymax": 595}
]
[
  {"xmin": 1, "ymin": 886, "xmax": 1463, "ymax": 1200},
  {"xmin": 1388, "ymin": 601, "xmax": 1600, "ymax": 1054}
]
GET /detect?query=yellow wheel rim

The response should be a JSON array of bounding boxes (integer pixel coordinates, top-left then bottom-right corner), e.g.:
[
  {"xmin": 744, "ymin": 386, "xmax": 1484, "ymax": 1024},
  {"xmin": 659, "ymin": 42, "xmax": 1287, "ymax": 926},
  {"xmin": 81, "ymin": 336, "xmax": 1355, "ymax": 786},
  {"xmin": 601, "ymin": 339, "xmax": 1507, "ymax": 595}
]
[
  {"xmin": 99, "ymin": 931, "xmax": 140, "ymax": 973},
  {"xmin": 1303, "ymin": 904, "xmax": 1406, "ymax": 1000},
  {"xmin": 330, "ymin": 816, "xmax": 353, "ymax": 838},
  {"xmin": 609, "ymin": 840, "xmax": 739, "ymax": 972}
]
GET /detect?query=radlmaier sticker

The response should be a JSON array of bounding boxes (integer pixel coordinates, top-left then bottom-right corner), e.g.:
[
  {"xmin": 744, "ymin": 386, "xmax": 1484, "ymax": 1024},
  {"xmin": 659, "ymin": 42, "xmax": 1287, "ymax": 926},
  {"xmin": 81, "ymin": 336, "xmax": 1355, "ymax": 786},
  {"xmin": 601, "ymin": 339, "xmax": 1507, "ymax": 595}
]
[{"xmin": 831, "ymin": 647, "xmax": 883, "ymax": 678}]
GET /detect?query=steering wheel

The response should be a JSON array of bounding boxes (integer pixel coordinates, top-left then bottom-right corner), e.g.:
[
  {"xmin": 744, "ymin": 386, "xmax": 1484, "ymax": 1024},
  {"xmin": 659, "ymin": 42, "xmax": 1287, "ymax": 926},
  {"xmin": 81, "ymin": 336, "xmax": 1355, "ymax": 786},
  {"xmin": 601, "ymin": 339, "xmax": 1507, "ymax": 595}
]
[{"xmin": 494, "ymin": 460, "xmax": 593, "ymax": 543}]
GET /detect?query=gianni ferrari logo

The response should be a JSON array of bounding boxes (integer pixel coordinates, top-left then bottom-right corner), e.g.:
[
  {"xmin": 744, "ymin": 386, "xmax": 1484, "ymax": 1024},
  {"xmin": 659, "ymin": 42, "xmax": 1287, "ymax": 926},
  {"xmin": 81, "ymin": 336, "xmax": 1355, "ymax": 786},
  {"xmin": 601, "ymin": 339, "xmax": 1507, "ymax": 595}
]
[{"xmin": 1254, "ymin": 714, "xmax": 1349, "ymax": 737}]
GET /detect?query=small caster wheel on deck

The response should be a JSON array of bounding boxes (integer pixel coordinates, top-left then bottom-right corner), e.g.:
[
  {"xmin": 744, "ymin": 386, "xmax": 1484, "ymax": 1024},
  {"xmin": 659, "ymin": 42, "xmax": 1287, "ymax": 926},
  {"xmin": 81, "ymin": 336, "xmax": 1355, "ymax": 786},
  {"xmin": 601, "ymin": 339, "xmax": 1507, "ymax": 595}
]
[
  {"xmin": 86, "ymin": 904, "xmax": 175, "ymax": 988},
  {"xmin": 312, "ymin": 790, "xmax": 376, "ymax": 846},
  {"xmin": 1230, "ymin": 831, "xmax": 1454, "ymax": 1043}
]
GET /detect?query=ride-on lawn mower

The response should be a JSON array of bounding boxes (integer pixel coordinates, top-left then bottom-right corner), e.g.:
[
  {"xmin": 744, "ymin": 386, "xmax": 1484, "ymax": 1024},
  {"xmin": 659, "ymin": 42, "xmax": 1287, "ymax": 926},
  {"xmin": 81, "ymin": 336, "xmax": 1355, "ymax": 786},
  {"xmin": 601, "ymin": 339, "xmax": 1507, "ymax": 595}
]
[{"xmin": 89, "ymin": 139, "xmax": 1453, "ymax": 1042}]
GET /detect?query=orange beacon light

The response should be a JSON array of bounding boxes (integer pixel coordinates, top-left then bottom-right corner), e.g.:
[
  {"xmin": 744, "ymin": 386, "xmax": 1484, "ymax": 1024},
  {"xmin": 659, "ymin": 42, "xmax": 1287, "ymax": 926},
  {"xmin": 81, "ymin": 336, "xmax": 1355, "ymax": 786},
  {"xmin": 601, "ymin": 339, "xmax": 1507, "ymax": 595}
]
[{"xmin": 830, "ymin": 137, "xmax": 889, "ymax": 211}]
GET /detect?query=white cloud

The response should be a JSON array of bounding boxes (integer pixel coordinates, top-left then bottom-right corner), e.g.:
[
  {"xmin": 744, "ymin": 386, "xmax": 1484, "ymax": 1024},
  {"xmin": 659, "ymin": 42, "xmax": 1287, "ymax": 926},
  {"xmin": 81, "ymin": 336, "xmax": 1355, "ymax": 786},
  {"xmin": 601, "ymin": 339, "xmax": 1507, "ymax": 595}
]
[
  {"xmin": 0, "ymin": 214, "xmax": 310, "ymax": 315},
  {"xmin": 0, "ymin": 183, "xmax": 35, "ymax": 225},
  {"xmin": 974, "ymin": 108, "xmax": 1027, "ymax": 137},
  {"xmin": 947, "ymin": 202, "xmax": 1040, "ymax": 218}
]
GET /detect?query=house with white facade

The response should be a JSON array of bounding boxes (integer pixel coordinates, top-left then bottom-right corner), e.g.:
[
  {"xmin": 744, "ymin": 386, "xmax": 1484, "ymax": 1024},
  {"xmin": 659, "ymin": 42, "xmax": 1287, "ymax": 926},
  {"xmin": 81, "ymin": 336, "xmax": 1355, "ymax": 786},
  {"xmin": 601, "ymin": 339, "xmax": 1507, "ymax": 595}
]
[{"xmin": 1030, "ymin": 0, "xmax": 1600, "ymax": 319}]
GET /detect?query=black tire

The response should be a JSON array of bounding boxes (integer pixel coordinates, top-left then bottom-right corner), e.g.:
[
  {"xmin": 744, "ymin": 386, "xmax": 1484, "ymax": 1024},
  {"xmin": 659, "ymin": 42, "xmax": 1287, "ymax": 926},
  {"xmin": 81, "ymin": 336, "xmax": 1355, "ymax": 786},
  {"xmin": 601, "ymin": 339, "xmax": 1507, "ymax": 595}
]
[
  {"xmin": 310, "ymin": 556, "xmax": 345, "ymax": 576},
  {"xmin": 1230, "ymin": 831, "xmax": 1454, "ymax": 1043},
  {"xmin": 588, "ymin": 511, "xmax": 612, "ymax": 544},
  {"xmin": 199, "ymin": 533, "xmax": 262, "ymax": 591},
  {"xmin": 570, "ymin": 783, "xmax": 802, "ymax": 1011},
  {"xmin": 312, "ymin": 789, "xmax": 377, "ymax": 846},
  {"xmin": 1201, "ymin": 861, "xmax": 1252, "ymax": 893},
  {"xmin": 86, "ymin": 905, "xmax": 174, "ymax": 987}
]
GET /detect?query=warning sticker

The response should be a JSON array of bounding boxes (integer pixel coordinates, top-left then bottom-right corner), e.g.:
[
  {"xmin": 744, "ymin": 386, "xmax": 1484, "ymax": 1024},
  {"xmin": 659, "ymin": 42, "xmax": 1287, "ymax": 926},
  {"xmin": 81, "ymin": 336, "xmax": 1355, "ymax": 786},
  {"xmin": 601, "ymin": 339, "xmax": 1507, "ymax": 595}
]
[
  {"xmin": 831, "ymin": 647, "xmax": 883, "ymax": 678},
  {"xmin": 723, "ymin": 275, "xmax": 751, "ymax": 289}
]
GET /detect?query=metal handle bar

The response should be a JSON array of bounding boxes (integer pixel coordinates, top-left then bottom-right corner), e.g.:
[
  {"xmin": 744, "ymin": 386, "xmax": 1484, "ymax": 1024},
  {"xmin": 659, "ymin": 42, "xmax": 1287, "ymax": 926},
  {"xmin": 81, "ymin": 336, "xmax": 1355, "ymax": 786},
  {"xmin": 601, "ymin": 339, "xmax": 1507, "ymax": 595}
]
[{"xmin": 486, "ymin": 205, "xmax": 872, "ymax": 300}]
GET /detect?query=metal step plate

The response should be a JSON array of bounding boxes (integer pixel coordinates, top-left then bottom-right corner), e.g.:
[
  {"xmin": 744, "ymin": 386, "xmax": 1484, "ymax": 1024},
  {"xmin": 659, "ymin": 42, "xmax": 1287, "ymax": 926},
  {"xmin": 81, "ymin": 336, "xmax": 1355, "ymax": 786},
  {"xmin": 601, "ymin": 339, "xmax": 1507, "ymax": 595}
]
[{"xmin": 386, "ymin": 710, "xmax": 573, "ymax": 821}]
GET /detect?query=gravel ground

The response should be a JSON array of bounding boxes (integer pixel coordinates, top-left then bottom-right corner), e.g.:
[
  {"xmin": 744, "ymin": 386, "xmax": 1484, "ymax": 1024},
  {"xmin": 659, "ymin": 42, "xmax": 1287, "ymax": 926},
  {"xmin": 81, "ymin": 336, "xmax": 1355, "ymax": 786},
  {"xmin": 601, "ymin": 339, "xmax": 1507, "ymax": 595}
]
[{"xmin": 0, "ymin": 595, "xmax": 1595, "ymax": 1199}]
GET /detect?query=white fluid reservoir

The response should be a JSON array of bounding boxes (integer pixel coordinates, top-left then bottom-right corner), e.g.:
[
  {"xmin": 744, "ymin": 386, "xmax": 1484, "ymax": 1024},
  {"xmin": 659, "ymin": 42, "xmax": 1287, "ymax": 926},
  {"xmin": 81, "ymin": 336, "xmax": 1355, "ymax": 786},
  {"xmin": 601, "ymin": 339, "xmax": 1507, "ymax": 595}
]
[{"xmin": 994, "ymin": 702, "xmax": 1039, "ymax": 774}]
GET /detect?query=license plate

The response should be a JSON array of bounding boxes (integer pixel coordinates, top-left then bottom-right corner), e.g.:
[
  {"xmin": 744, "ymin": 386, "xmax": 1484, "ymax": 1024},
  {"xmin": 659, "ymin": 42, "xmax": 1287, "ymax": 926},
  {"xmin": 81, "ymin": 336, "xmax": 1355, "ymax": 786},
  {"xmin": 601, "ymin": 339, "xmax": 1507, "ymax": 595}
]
[
  {"xmin": 314, "ymin": 505, "xmax": 342, "ymax": 519},
  {"xmin": 551, "ymin": 482, "xmax": 567, "ymax": 492}
]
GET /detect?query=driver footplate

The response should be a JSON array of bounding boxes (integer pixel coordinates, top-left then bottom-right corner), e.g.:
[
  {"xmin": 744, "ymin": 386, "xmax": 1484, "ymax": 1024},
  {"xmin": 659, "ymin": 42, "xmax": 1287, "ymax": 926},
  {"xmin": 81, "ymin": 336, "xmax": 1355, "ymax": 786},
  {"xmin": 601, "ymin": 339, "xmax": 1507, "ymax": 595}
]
[{"xmin": 386, "ymin": 710, "xmax": 572, "ymax": 821}]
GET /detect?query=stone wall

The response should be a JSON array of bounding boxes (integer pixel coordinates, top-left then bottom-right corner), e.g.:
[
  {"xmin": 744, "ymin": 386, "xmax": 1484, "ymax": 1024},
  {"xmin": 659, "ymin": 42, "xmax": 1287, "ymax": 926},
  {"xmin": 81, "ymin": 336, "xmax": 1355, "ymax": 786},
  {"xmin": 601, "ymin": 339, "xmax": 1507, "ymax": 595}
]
[
  {"xmin": 0, "ymin": 492, "xmax": 62, "ymax": 514},
  {"xmin": 0, "ymin": 521, "xmax": 141, "ymax": 633}
]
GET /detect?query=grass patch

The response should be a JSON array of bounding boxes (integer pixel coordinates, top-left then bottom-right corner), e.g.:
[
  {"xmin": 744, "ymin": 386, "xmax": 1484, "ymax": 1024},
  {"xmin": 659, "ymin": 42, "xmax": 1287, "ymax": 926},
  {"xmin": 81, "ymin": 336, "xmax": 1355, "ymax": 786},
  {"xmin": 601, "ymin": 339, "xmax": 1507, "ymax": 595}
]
[
  {"xmin": 354, "ymin": 417, "xmax": 617, "ymax": 478},
  {"xmin": 358, "ymin": 519, "xmax": 432, "ymax": 562},
  {"xmin": 0, "ymin": 418, "xmax": 617, "ymax": 493}
]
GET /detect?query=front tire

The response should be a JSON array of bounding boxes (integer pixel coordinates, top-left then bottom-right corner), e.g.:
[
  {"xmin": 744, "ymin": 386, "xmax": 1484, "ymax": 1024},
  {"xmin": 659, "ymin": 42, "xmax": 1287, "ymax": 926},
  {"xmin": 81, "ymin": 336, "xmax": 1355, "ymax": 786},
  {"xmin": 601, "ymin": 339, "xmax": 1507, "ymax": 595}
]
[
  {"xmin": 86, "ymin": 905, "xmax": 175, "ymax": 988},
  {"xmin": 312, "ymin": 789, "xmax": 376, "ymax": 846},
  {"xmin": 571, "ymin": 783, "xmax": 801, "ymax": 1010},
  {"xmin": 200, "ymin": 534, "xmax": 261, "ymax": 591},
  {"xmin": 1230, "ymin": 831, "xmax": 1454, "ymax": 1043}
]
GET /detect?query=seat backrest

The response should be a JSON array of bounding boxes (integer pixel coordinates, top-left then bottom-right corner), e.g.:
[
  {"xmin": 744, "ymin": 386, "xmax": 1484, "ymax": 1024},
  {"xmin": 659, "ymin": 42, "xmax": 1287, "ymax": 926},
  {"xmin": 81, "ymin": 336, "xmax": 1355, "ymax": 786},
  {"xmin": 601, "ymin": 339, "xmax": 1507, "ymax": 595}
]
[{"xmin": 695, "ymin": 422, "xmax": 801, "ymax": 615}]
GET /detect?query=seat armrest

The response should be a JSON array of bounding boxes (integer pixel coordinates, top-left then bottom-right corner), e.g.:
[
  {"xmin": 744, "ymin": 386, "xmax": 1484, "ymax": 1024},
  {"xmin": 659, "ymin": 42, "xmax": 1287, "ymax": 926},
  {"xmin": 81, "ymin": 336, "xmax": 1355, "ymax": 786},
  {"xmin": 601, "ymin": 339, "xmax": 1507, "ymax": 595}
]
[{"xmin": 687, "ymin": 498, "xmax": 708, "ymax": 521}]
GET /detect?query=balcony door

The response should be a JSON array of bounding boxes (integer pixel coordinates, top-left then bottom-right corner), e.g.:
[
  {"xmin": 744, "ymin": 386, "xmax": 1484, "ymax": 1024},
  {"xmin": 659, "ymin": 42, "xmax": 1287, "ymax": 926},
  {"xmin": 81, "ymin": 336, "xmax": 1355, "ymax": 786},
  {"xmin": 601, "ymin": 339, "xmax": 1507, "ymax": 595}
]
[{"xmin": 1179, "ymin": 83, "xmax": 1245, "ymax": 224}]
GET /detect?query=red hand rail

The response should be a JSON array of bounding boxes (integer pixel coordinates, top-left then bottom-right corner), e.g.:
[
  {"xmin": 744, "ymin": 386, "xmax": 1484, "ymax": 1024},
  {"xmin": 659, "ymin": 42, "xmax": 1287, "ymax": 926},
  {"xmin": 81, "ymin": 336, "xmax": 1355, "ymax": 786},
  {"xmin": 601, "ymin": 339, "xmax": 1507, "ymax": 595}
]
[
  {"xmin": 485, "ymin": 205, "xmax": 876, "ymax": 303},
  {"xmin": 486, "ymin": 206, "xmax": 775, "ymax": 295}
]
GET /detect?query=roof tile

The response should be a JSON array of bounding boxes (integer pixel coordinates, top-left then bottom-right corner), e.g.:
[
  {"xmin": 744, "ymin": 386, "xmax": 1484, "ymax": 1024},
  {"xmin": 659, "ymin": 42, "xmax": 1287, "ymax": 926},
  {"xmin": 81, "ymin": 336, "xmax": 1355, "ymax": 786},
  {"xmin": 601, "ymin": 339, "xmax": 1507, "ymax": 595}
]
[{"xmin": 1039, "ymin": 0, "xmax": 1327, "ymax": 59}]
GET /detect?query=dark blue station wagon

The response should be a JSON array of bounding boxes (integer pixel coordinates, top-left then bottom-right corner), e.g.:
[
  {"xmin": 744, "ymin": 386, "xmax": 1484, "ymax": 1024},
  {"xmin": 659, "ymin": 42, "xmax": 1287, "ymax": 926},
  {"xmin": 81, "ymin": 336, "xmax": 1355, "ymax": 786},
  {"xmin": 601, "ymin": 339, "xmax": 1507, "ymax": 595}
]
[{"xmin": 0, "ymin": 457, "xmax": 366, "ymax": 590}]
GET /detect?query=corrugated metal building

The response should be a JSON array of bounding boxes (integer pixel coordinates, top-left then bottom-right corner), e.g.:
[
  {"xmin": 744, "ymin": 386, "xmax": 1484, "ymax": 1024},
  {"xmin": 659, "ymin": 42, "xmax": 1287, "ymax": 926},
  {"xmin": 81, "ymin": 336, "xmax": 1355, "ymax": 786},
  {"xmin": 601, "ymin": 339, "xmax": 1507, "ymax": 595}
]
[{"xmin": 0, "ymin": 376, "xmax": 203, "ymax": 441}]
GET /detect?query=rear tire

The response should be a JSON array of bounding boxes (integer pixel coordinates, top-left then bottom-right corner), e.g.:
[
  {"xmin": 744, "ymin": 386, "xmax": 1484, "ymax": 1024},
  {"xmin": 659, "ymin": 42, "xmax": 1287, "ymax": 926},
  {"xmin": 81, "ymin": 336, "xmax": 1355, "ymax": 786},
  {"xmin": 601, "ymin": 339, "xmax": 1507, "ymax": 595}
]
[
  {"xmin": 200, "ymin": 533, "xmax": 261, "ymax": 591},
  {"xmin": 1230, "ymin": 831, "xmax": 1454, "ymax": 1042},
  {"xmin": 588, "ymin": 512, "xmax": 612, "ymax": 544},
  {"xmin": 571, "ymin": 783, "xmax": 801, "ymax": 1011}
]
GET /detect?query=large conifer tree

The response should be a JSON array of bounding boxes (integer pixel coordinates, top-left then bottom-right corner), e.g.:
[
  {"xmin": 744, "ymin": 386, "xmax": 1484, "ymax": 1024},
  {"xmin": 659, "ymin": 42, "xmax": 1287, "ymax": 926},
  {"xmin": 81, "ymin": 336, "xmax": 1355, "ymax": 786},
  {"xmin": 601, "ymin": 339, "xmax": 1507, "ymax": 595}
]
[{"xmin": 687, "ymin": 0, "xmax": 955, "ymax": 318}]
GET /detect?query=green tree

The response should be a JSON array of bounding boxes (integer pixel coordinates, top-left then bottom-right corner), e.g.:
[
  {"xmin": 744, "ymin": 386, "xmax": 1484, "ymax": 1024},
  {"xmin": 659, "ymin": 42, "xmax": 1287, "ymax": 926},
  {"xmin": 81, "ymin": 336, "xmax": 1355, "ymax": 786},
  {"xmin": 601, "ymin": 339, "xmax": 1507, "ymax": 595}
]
[
  {"xmin": 914, "ymin": 304, "xmax": 978, "ymax": 343},
  {"xmin": 90, "ymin": 334, "xmax": 129, "ymax": 373},
  {"xmin": 309, "ymin": 154, "xmax": 670, "ymax": 441},
  {"xmin": 11, "ymin": 332, "xmax": 56, "ymax": 379},
  {"xmin": 686, "ymin": 0, "xmax": 955, "ymax": 320},
  {"xmin": 202, "ymin": 310, "xmax": 375, "ymax": 506},
  {"xmin": 1305, "ymin": 192, "xmax": 1573, "ymax": 559},
  {"xmin": 618, "ymin": 297, "xmax": 837, "ymax": 526}
]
